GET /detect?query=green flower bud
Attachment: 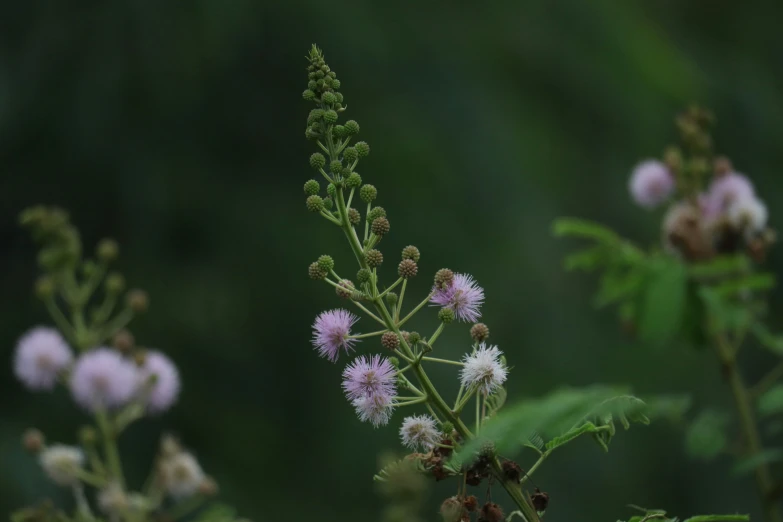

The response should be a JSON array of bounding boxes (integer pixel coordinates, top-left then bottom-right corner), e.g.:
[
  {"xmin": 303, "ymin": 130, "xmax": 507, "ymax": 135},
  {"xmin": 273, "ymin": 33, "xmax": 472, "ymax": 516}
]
[
  {"xmin": 438, "ymin": 308, "xmax": 455, "ymax": 323},
  {"xmin": 323, "ymin": 196, "xmax": 333, "ymax": 210},
  {"xmin": 307, "ymin": 109, "xmax": 324, "ymax": 124},
  {"xmin": 308, "ymin": 262, "xmax": 327, "ymax": 280},
  {"xmin": 306, "ymin": 195, "xmax": 324, "ymax": 212},
  {"xmin": 398, "ymin": 259, "xmax": 418, "ymax": 279},
  {"xmin": 335, "ymin": 93, "xmax": 344, "ymax": 104},
  {"xmin": 470, "ymin": 323, "xmax": 490, "ymax": 342},
  {"xmin": 303, "ymin": 179, "xmax": 320, "ymax": 196},
  {"xmin": 333, "ymin": 125, "xmax": 346, "ymax": 138},
  {"xmin": 106, "ymin": 272, "xmax": 126, "ymax": 294},
  {"xmin": 360, "ymin": 184, "xmax": 377, "ymax": 203},
  {"xmin": 302, "ymin": 89, "xmax": 316, "ymax": 101},
  {"xmin": 344, "ymin": 120, "xmax": 360, "ymax": 135},
  {"xmin": 329, "ymin": 159, "xmax": 342, "ymax": 175},
  {"xmin": 332, "ymin": 79, "xmax": 341, "ymax": 89},
  {"xmin": 336, "ymin": 279, "xmax": 355, "ymax": 299},
  {"xmin": 434, "ymin": 268, "xmax": 455, "ymax": 288},
  {"xmin": 355, "ymin": 141, "xmax": 370, "ymax": 157},
  {"xmin": 34, "ymin": 276, "xmax": 55, "ymax": 299},
  {"xmin": 388, "ymin": 356, "xmax": 399, "ymax": 368},
  {"xmin": 367, "ymin": 206, "xmax": 386, "ymax": 221},
  {"xmin": 408, "ymin": 331, "xmax": 422, "ymax": 345},
  {"xmin": 310, "ymin": 152, "xmax": 326, "ymax": 170},
  {"xmin": 385, "ymin": 292, "xmax": 398, "ymax": 306},
  {"xmin": 320, "ymin": 65, "xmax": 330, "ymax": 73},
  {"xmin": 327, "ymin": 183, "xmax": 337, "ymax": 198},
  {"xmin": 365, "ymin": 249, "xmax": 383, "ymax": 268},
  {"xmin": 322, "ymin": 76, "xmax": 333, "ymax": 88},
  {"xmin": 344, "ymin": 147, "xmax": 358, "ymax": 164},
  {"xmin": 324, "ymin": 110, "xmax": 338, "ymax": 124},
  {"xmin": 305, "ymin": 127, "xmax": 320, "ymax": 141},
  {"xmin": 402, "ymin": 245, "xmax": 420, "ymax": 262},
  {"xmin": 315, "ymin": 70, "xmax": 325, "ymax": 79},
  {"xmin": 371, "ymin": 217, "xmax": 390, "ymax": 236},
  {"xmin": 441, "ymin": 421, "xmax": 455, "ymax": 434},
  {"xmin": 308, "ymin": 80, "xmax": 317, "ymax": 90},
  {"xmin": 345, "ymin": 172, "xmax": 362, "ymax": 189},
  {"xmin": 356, "ymin": 268, "xmax": 372, "ymax": 284},
  {"xmin": 381, "ymin": 331, "xmax": 400, "ymax": 351},
  {"xmin": 97, "ymin": 238, "xmax": 119, "ymax": 262},
  {"xmin": 126, "ymin": 289, "xmax": 149, "ymax": 313},
  {"xmin": 348, "ymin": 208, "xmax": 361, "ymax": 225},
  {"xmin": 308, "ymin": 72, "xmax": 317, "ymax": 80},
  {"xmin": 317, "ymin": 255, "xmax": 335, "ymax": 272}
]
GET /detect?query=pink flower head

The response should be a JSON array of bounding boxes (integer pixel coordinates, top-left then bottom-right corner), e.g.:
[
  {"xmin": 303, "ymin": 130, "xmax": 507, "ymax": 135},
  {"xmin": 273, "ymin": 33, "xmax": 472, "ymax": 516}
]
[
  {"xmin": 70, "ymin": 348, "xmax": 137, "ymax": 412},
  {"xmin": 706, "ymin": 172, "xmax": 755, "ymax": 213},
  {"xmin": 352, "ymin": 393, "xmax": 394, "ymax": 427},
  {"xmin": 628, "ymin": 160, "xmax": 675, "ymax": 209},
  {"xmin": 312, "ymin": 309, "xmax": 359, "ymax": 362},
  {"xmin": 137, "ymin": 350, "xmax": 181, "ymax": 414},
  {"xmin": 13, "ymin": 327, "xmax": 73, "ymax": 391},
  {"xmin": 430, "ymin": 273, "xmax": 484, "ymax": 323},
  {"xmin": 342, "ymin": 355, "xmax": 397, "ymax": 402}
]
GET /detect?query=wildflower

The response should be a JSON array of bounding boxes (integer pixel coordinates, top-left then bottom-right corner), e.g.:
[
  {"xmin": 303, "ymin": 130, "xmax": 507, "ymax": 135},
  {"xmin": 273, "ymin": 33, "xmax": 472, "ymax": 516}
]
[
  {"xmin": 70, "ymin": 348, "xmax": 137, "ymax": 412},
  {"xmin": 312, "ymin": 309, "xmax": 360, "ymax": 362},
  {"xmin": 706, "ymin": 172, "xmax": 755, "ymax": 213},
  {"xmin": 430, "ymin": 273, "xmax": 484, "ymax": 323},
  {"xmin": 399, "ymin": 414, "xmax": 439, "ymax": 450},
  {"xmin": 460, "ymin": 344, "xmax": 507, "ymax": 396},
  {"xmin": 727, "ymin": 196, "xmax": 768, "ymax": 238},
  {"xmin": 352, "ymin": 393, "xmax": 394, "ymax": 427},
  {"xmin": 342, "ymin": 355, "xmax": 397, "ymax": 402},
  {"xmin": 628, "ymin": 160, "xmax": 675, "ymax": 208},
  {"xmin": 137, "ymin": 350, "xmax": 181, "ymax": 413},
  {"xmin": 39, "ymin": 444, "xmax": 84, "ymax": 486},
  {"xmin": 97, "ymin": 482, "xmax": 128, "ymax": 514},
  {"xmin": 13, "ymin": 327, "xmax": 73, "ymax": 391},
  {"xmin": 159, "ymin": 451, "xmax": 206, "ymax": 499}
]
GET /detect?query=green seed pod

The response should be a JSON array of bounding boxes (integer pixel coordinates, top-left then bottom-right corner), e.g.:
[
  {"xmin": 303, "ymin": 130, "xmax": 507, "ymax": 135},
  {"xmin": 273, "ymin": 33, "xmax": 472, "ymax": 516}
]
[
  {"xmin": 344, "ymin": 120, "xmax": 360, "ymax": 135},
  {"xmin": 371, "ymin": 217, "xmax": 390, "ymax": 236},
  {"xmin": 398, "ymin": 259, "xmax": 418, "ymax": 279},
  {"xmin": 385, "ymin": 292, "xmax": 398, "ymax": 306},
  {"xmin": 306, "ymin": 195, "xmax": 324, "ymax": 212},
  {"xmin": 367, "ymin": 206, "xmax": 386, "ymax": 222},
  {"xmin": 327, "ymin": 183, "xmax": 337, "ymax": 198},
  {"xmin": 308, "ymin": 262, "xmax": 327, "ymax": 280},
  {"xmin": 381, "ymin": 331, "xmax": 400, "ymax": 350},
  {"xmin": 356, "ymin": 268, "xmax": 372, "ymax": 284},
  {"xmin": 348, "ymin": 208, "xmax": 361, "ymax": 225},
  {"xmin": 302, "ymin": 89, "xmax": 315, "ymax": 101},
  {"xmin": 323, "ymin": 196, "xmax": 333, "ymax": 210},
  {"xmin": 317, "ymin": 255, "xmax": 335, "ymax": 272},
  {"xmin": 360, "ymin": 184, "xmax": 378, "ymax": 203},
  {"xmin": 303, "ymin": 179, "xmax": 320, "ymax": 196},
  {"xmin": 324, "ymin": 110, "xmax": 338, "ymax": 124},
  {"xmin": 355, "ymin": 141, "xmax": 370, "ymax": 157},
  {"xmin": 332, "ymin": 79, "xmax": 341, "ymax": 89},
  {"xmin": 345, "ymin": 172, "xmax": 362, "ymax": 189},
  {"xmin": 388, "ymin": 356, "xmax": 399, "ymax": 368},
  {"xmin": 343, "ymin": 147, "xmax": 358, "ymax": 164},
  {"xmin": 401, "ymin": 245, "xmax": 420, "ymax": 262},
  {"xmin": 438, "ymin": 308, "xmax": 455, "ymax": 324},
  {"xmin": 310, "ymin": 152, "xmax": 326, "ymax": 170},
  {"xmin": 365, "ymin": 249, "xmax": 383, "ymax": 268},
  {"xmin": 408, "ymin": 331, "xmax": 422, "ymax": 345},
  {"xmin": 329, "ymin": 160, "xmax": 343, "ymax": 175}
]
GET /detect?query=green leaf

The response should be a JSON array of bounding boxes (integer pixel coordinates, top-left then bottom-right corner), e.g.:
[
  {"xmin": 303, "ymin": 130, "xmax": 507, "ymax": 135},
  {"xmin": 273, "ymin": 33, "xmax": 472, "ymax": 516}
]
[
  {"xmin": 643, "ymin": 394, "xmax": 692, "ymax": 422},
  {"xmin": 682, "ymin": 516, "xmax": 749, "ymax": 522},
  {"xmin": 698, "ymin": 287, "xmax": 754, "ymax": 337},
  {"xmin": 545, "ymin": 421, "xmax": 604, "ymax": 451},
  {"xmin": 685, "ymin": 410, "xmax": 730, "ymax": 460},
  {"xmin": 552, "ymin": 218, "xmax": 620, "ymax": 243},
  {"xmin": 711, "ymin": 273, "xmax": 776, "ymax": 298},
  {"xmin": 637, "ymin": 257, "xmax": 688, "ymax": 343},
  {"xmin": 594, "ymin": 267, "xmax": 646, "ymax": 309},
  {"xmin": 485, "ymin": 386, "xmax": 507, "ymax": 418},
  {"xmin": 688, "ymin": 255, "xmax": 751, "ymax": 280},
  {"xmin": 750, "ymin": 322, "xmax": 783, "ymax": 356},
  {"xmin": 524, "ymin": 432, "xmax": 545, "ymax": 454},
  {"xmin": 373, "ymin": 456, "xmax": 425, "ymax": 482},
  {"xmin": 758, "ymin": 385, "xmax": 783, "ymax": 417},
  {"xmin": 732, "ymin": 449, "xmax": 783, "ymax": 475},
  {"xmin": 564, "ymin": 245, "xmax": 609, "ymax": 272}
]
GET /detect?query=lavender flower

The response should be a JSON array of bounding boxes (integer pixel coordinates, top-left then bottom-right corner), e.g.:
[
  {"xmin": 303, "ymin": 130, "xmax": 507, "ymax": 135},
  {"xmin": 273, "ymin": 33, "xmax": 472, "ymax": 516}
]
[
  {"xmin": 399, "ymin": 414, "xmax": 440, "ymax": 451},
  {"xmin": 706, "ymin": 172, "xmax": 755, "ymax": 212},
  {"xmin": 312, "ymin": 309, "xmax": 360, "ymax": 362},
  {"xmin": 430, "ymin": 273, "xmax": 485, "ymax": 323},
  {"xmin": 460, "ymin": 343, "xmax": 508, "ymax": 396},
  {"xmin": 70, "ymin": 348, "xmax": 137, "ymax": 412},
  {"xmin": 628, "ymin": 160, "xmax": 675, "ymax": 208},
  {"xmin": 13, "ymin": 327, "xmax": 73, "ymax": 391},
  {"xmin": 39, "ymin": 445, "xmax": 84, "ymax": 486},
  {"xmin": 137, "ymin": 350, "xmax": 181, "ymax": 414},
  {"xmin": 352, "ymin": 393, "xmax": 395, "ymax": 427},
  {"xmin": 342, "ymin": 355, "xmax": 397, "ymax": 402}
]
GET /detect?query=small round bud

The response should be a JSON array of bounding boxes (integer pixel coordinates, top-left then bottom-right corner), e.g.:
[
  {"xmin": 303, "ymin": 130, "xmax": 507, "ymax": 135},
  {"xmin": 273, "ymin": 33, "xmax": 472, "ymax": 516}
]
[
  {"xmin": 344, "ymin": 120, "xmax": 360, "ymax": 135},
  {"xmin": 305, "ymin": 127, "xmax": 320, "ymax": 140},
  {"xmin": 434, "ymin": 268, "xmax": 454, "ymax": 289},
  {"xmin": 329, "ymin": 159, "xmax": 343, "ymax": 175},
  {"xmin": 308, "ymin": 80, "xmax": 317, "ymax": 90},
  {"xmin": 344, "ymin": 147, "xmax": 359, "ymax": 163},
  {"xmin": 367, "ymin": 206, "xmax": 386, "ymax": 222},
  {"xmin": 309, "ymin": 152, "xmax": 326, "ymax": 170},
  {"xmin": 306, "ymin": 195, "xmax": 324, "ymax": 212},
  {"xmin": 356, "ymin": 268, "xmax": 372, "ymax": 284},
  {"xmin": 371, "ymin": 217, "xmax": 390, "ymax": 237},
  {"xmin": 322, "ymin": 91, "xmax": 336, "ymax": 104},
  {"xmin": 336, "ymin": 279, "xmax": 355, "ymax": 299},
  {"xmin": 440, "ymin": 497, "xmax": 464, "ymax": 522},
  {"xmin": 317, "ymin": 255, "xmax": 335, "ymax": 272},
  {"xmin": 335, "ymin": 96, "xmax": 343, "ymax": 106},
  {"xmin": 22, "ymin": 429, "xmax": 45, "ymax": 453},
  {"xmin": 324, "ymin": 110, "xmax": 338, "ymax": 124},
  {"xmin": 333, "ymin": 125, "xmax": 346, "ymax": 138},
  {"xmin": 133, "ymin": 350, "xmax": 147, "ymax": 366},
  {"xmin": 322, "ymin": 76, "xmax": 333, "ymax": 88},
  {"xmin": 322, "ymin": 196, "xmax": 333, "ymax": 210},
  {"xmin": 112, "ymin": 329, "xmax": 135, "ymax": 353},
  {"xmin": 408, "ymin": 331, "xmax": 421, "ymax": 345},
  {"xmin": 463, "ymin": 495, "xmax": 478, "ymax": 512},
  {"xmin": 388, "ymin": 356, "xmax": 400, "ymax": 368},
  {"xmin": 303, "ymin": 179, "xmax": 320, "ymax": 196},
  {"xmin": 401, "ymin": 245, "xmax": 420, "ymax": 262},
  {"xmin": 355, "ymin": 141, "xmax": 370, "ymax": 157},
  {"xmin": 480, "ymin": 503, "xmax": 504, "ymax": 522},
  {"xmin": 479, "ymin": 440, "xmax": 496, "ymax": 457},
  {"xmin": 530, "ymin": 488, "xmax": 550, "ymax": 512},
  {"xmin": 126, "ymin": 289, "xmax": 149, "ymax": 313},
  {"xmin": 441, "ymin": 422, "xmax": 455, "ymax": 436},
  {"xmin": 663, "ymin": 146, "xmax": 683, "ymax": 171},
  {"xmin": 302, "ymin": 89, "xmax": 315, "ymax": 101},
  {"xmin": 307, "ymin": 109, "xmax": 324, "ymax": 124},
  {"xmin": 345, "ymin": 172, "xmax": 362, "ymax": 189},
  {"xmin": 105, "ymin": 272, "xmax": 126, "ymax": 294},
  {"xmin": 398, "ymin": 259, "xmax": 418, "ymax": 279},
  {"xmin": 78, "ymin": 426, "xmax": 97, "ymax": 445},
  {"xmin": 35, "ymin": 276, "xmax": 55, "ymax": 299},
  {"xmin": 365, "ymin": 249, "xmax": 383, "ymax": 268},
  {"xmin": 308, "ymin": 262, "xmax": 327, "ymax": 280},
  {"xmin": 399, "ymin": 331, "xmax": 411, "ymax": 343},
  {"xmin": 97, "ymin": 239, "xmax": 119, "ymax": 262},
  {"xmin": 327, "ymin": 183, "xmax": 337, "ymax": 198},
  {"xmin": 360, "ymin": 184, "xmax": 377, "ymax": 203},
  {"xmin": 470, "ymin": 323, "xmax": 490, "ymax": 342},
  {"xmin": 381, "ymin": 332, "xmax": 400, "ymax": 351},
  {"xmin": 385, "ymin": 292, "xmax": 398, "ymax": 306},
  {"xmin": 438, "ymin": 308, "xmax": 455, "ymax": 323},
  {"xmin": 332, "ymin": 79, "xmax": 341, "ymax": 89},
  {"xmin": 347, "ymin": 207, "xmax": 361, "ymax": 225}
]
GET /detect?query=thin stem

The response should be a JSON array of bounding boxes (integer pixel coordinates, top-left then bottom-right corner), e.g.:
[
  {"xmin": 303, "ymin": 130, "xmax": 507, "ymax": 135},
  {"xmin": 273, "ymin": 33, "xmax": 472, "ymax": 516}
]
[
  {"xmin": 99, "ymin": 307, "xmax": 134, "ymax": 344},
  {"xmin": 378, "ymin": 277, "xmax": 403, "ymax": 299},
  {"xmin": 422, "ymin": 356, "xmax": 463, "ymax": 367},
  {"xmin": 475, "ymin": 393, "xmax": 481, "ymax": 434},
  {"xmin": 426, "ymin": 402, "xmax": 444, "ymax": 424},
  {"xmin": 346, "ymin": 188, "xmax": 355, "ymax": 208},
  {"xmin": 364, "ymin": 203, "xmax": 371, "ymax": 242},
  {"xmin": 396, "ymin": 396, "xmax": 429, "ymax": 407},
  {"xmin": 454, "ymin": 383, "xmax": 465, "ymax": 410},
  {"xmin": 320, "ymin": 210, "xmax": 341, "ymax": 225},
  {"xmin": 397, "ymin": 291, "xmax": 436, "ymax": 327},
  {"xmin": 751, "ymin": 360, "xmax": 783, "ymax": 400},
  {"xmin": 95, "ymin": 410, "xmax": 125, "ymax": 488},
  {"xmin": 351, "ymin": 300, "xmax": 386, "ymax": 326},
  {"xmin": 351, "ymin": 329, "xmax": 387, "ymax": 339},
  {"xmin": 455, "ymin": 387, "xmax": 477, "ymax": 413},
  {"xmin": 490, "ymin": 458, "xmax": 541, "ymax": 522},
  {"xmin": 428, "ymin": 323, "xmax": 445, "ymax": 347},
  {"xmin": 44, "ymin": 297, "xmax": 76, "ymax": 342},
  {"xmin": 396, "ymin": 279, "xmax": 407, "ymax": 322},
  {"xmin": 73, "ymin": 467, "xmax": 107, "ymax": 488}
]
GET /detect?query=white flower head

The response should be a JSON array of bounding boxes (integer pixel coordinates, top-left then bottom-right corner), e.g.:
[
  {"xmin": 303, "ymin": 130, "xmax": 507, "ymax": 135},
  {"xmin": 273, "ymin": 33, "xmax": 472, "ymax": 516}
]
[
  {"xmin": 39, "ymin": 444, "xmax": 85, "ymax": 486},
  {"xmin": 160, "ymin": 452, "xmax": 206, "ymax": 499},
  {"xmin": 460, "ymin": 343, "xmax": 507, "ymax": 396},
  {"xmin": 399, "ymin": 415, "xmax": 440, "ymax": 451},
  {"xmin": 727, "ymin": 196, "xmax": 768, "ymax": 238}
]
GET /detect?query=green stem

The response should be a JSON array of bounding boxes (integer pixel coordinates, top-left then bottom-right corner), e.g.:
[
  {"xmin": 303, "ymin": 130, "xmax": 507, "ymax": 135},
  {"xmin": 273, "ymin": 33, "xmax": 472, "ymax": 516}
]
[
  {"xmin": 320, "ymin": 210, "xmax": 341, "ymax": 225},
  {"xmin": 44, "ymin": 297, "xmax": 76, "ymax": 343},
  {"xmin": 378, "ymin": 278, "xmax": 403, "ymax": 299},
  {"xmin": 422, "ymin": 356, "xmax": 463, "ymax": 366},
  {"xmin": 347, "ymin": 188, "xmax": 355, "ymax": 208},
  {"xmin": 351, "ymin": 329, "xmax": 388, "ymax": 339},
  {"xmin": 475, "ymin": 393, "xmax": 481, "ymax": 434},
  {"xmin": 95, "ymin": 410, "xmax": 125, "ymax": 488},
  {"xmin": 397, "ymin": 291, "xmax": 435, "ymax": 327},
  {"xmin": 396, "ymin": 279, "xmax": 407, "ymax": 322},
  {"xmin": 99, "ymin": 307, "xmax": 134, "ymax": 344},
  {"xmin": 428, "ymin": 323, "xmax": 445, "ymax": 346},
  {"xmin": 364, "ymin": 203, "xmax": 371, "ymax": 242},
  {"xmin": 751, "ymin": 360, "xmax": 783, "ymax": 400},
  {"xmin": 489, "ymin": 457, "xmax": 541, "ymax": 522},
  {"xmin": 396, "ymin": 396, "xmax": 429, "ymax": 407},
  {"xmin": 351, "ymin": 300, "xmax": 386, "ymax": 326}
]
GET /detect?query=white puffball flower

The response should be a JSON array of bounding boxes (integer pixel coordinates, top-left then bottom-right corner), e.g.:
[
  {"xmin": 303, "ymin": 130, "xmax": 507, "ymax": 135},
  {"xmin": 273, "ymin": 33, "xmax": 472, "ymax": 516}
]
[
  {"xmin": 39, "ymin": 444, "xmax": 85, "ymax": 486},
  {"xmin": 460, "ymin": 343, "xmax": 508, "ymax": 396}
]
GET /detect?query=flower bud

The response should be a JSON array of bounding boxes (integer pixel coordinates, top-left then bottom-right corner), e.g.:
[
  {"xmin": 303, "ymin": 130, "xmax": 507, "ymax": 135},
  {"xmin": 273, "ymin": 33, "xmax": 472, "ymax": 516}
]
[
  {"xmin": 344, "ymin": 120, "xmax": 360, "ymax": 135},
  {"xmin": 345, "ymin": 172, "xmax": 362, "ymax": 189},
  {"xmin": 360, "ymin": 184, "xmax": 377, "ymax": 203},
  {"xmin": 79, "ymin": 426, "xmax": 97, "ymax": 446},
  {"xmin": 323, "ymin": 196, "xmax": 333, "ymax": 210},
  {"xmin": 105, "ymin": 272, "xmax": 126, "ymax": 294},
  {"xmin": 385, "ymin": 292, "xmax": 398, "ymax": 306},
  {"xmin": 480, "ymin": 502, "xmax": 504, "ymax": 522},
  {"xmin": 367, "ymin": 206, "xmax": 386, "ymax": 222},
  {"xmin": 470, "ymin": 323, "xmax": 489, "ymax": 342},
  {"xmin": 22, "ymin": 428, "xmax": 45, "ymax": 453},
  {"xmin": 365, "ymin": 249, "xmax": 383, "ymax": 268},
  {"xmin": 440, "ymin": 497, "xmax": 464, "ymax": 522},
  {"xmin": 371, "ymin": 217, "xmax": 390, "ymax": 237},
  {"xmin": 355, "ymin": 141, "xmax": 370, "ymax": 157},
  {"xmin": 35, "ymin": 276, "xmax": 55, "ymax": 299},
  {"xmin": 303, "ymin": 179, "xmax": 320, "ymax": 196},
  {"xmin": 381, "ymin": 332, "xmax": 400, "ymax": 350},
  {"xmin": 401, "ymin": 245, "xmax": 420, "ymax": 262},
  {"xmin": 317, "ymin": 255, "xmax": 334, "ymax": 272},
  {"xmin": 333, "ymin": 125, "xmax": 346, "ymax": 138},
  {"xmin": 348, "ymin": 208, "xmax": 361, "ymax": 225},
  {"xmin": 714, "ymin": 155, "xmax": 733, "ymax": 176},
  {"xmin": 322, "ymin": 92, "xmax": 336, "ymax": 104},
  {"xmin": 126, "ymin": 289, "xmax": 149, "ymax": 313},
  {"xmin": 389, "ymin": 356, "xmax": 400, "ymax": 368},
  {"xmin": 344, "ymin": 147, "xmax": 359, "ymax": 164},
  {"xmin": 398, "ymin": 259, "xmax": 418, "ymax": 279},
  {"xmin": 112, "ymin": 329, "xmax": 135, "ymax": 353},
  {"xmin": 336, "ymin": 279, "xmax": 355, "ymax": 299},
  {"xmin": 332, "ymin": 79, "xmax": 341, "ymax": 89},
  {"xmin": 307, "ymin": 80, "xmax": 317, "ymax": 90},
  {"xmin": 302, "ymin": 89, "xmax": 315, "ymax": 101},
  {"xmin": 463, "ymin": 495, "xmax": 478, "ymax": 512},
  {"xmin": 441, "ymin": 421, "xmax": 455, "ymax": 435},
  {"xmin": 434, "ymin": 268, "xmax": 454, "ymax": 289},
  {"xmin": 324, "ymin": 110, "xmax": 338, "ymax": 124},
  {"xmin": 305, "ymin": 127, "xmax": 320, "ymax": 140},
  {"xmin": 97, "ymin": 239, "xmax": 119, "ymax": 262},
  {"xmin": 308, "ymin": 262, "xmax": 327, "ymax": 280},
  {"xmin": 307, "ymin": 109, "xmax": 324, "ymax": 124},
  {"xmin": 438, "ymin": 308, "xmax": 455, "ymax": 323},
  {"xmin": 329, "ymin": 160, "xmax": 343, "ymax": 175},
  {"xmin": 306, "ymin": 195, "xmax": 324, "ymax": 212},
  {"xmin": 327, "ymin": 183, "xmax": 337, "ymax": 198},
  {"xmin": 408, "ymin": 331, "xmax": 421, "ymax": 345},
  {"xmin": 356, "ymin": 268, "xmax": 372, "ymax": 284}
]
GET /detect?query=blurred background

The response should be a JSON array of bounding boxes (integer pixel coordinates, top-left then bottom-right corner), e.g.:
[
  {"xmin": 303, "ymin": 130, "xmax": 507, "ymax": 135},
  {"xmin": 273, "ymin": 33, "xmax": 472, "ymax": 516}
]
[{"xmin": 2, "ymin": 1, "xmax": 783, "ymax": 520}]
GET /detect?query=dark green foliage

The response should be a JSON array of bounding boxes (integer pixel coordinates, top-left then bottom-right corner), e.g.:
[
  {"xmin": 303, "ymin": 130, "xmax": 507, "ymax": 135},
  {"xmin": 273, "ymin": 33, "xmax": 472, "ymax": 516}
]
[{"xmin": 685, "ymin": 409, "xmax": 730, "ymax": 460}]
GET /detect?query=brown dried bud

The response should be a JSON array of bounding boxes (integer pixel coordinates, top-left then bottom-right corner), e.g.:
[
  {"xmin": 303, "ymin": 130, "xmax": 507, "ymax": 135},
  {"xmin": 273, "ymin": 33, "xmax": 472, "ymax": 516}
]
[
  {"xmin": 381, "ymin": 331, "xmax": 400, "ymax": 350},
  {"xmin": 501, "ymin": 460, "xmax": 523, "ymax": 483},
  {"xmin": 126, "ymin": 289, "xmax": 149, "ymax": 313},
  {"xmin": 22, "ymin": 428, "xmax": 45, "ymax": 453},
  {"xmin": 470, "ymin": 323, "xmax": 489, "ymax": 342},
  {"xmin": 530, "ymin": 488, "xmax": 550, "ymax": 512},
  {"xmin": 398, "ymin": 259, "xmax": 418, "ymax": 279},
  {"xmin": 371, "ymin": 217, "xmax": 390, "ymax": 236},
  {"xmin": 347, "ymin": 207, "xmax": 361, "ymax": 225},
  {"xmin": 365, "ymin": 249, "xmax": 383, "ymax": 268},
  {"xmin": 713, "ymin": 155, "xmax": 733, "ymax": 177},
  {"xmin": 112, "ymin": 329, "xmax": 135, "ymax": 353},
  {"xmin": 463, "ymin": 495, "xmax": 478, "ymax": 512},
  {"xmin": 479, "ymin": 502, "xmax": 504, "ymax": 522},
  {"xmin": 434, "ymin": 268, "xmax": 454, "ymax": 288},
  {"xmin": 440, "ymin": 496, "xmax": 464, "ymax": 522},
  {"xmin": 336, "ymin": 279, "xmax": 355, "ymax": 299}
]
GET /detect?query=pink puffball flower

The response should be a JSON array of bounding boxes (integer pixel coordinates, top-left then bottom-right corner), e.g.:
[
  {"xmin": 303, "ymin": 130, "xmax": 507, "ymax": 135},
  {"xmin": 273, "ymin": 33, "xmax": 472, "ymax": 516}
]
[
  {"xmin": 342, "ymin": 355, "xmax": 397, "ymax": 402},
  {"xmin": 352, "ymin": 393, "xmax": 395, "ymax": 427},
  {"xmin": 137, "ymin": 350, "xmax": 181, "ymax": 414},
  {"xmin": 70, "ymin": 348, "xmax": 137, "ymax": 412},
  {"xmin": 430, "ymin": 273, "xmax": 484, "ymax": 323},
  {"xmin": 707, "ymin": 172, "xmax": 755, "ymax": 213},
  {"xmin": 14, "ymin": 327, "xmax": 74, "ymax": 391},
  {"xmin": 312, "ymin": 309, "xmax": 360, "ymax": 362},
  {"xmin": 628, "ymin": 160, "xmax": 675, "ymax": 209}
]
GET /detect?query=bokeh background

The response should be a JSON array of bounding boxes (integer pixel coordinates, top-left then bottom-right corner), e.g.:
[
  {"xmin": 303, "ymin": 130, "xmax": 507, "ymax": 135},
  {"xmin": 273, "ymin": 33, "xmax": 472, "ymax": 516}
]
[{"xmin": 2, "ymin": 1, "xmax": 783, "ymax": 520}]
